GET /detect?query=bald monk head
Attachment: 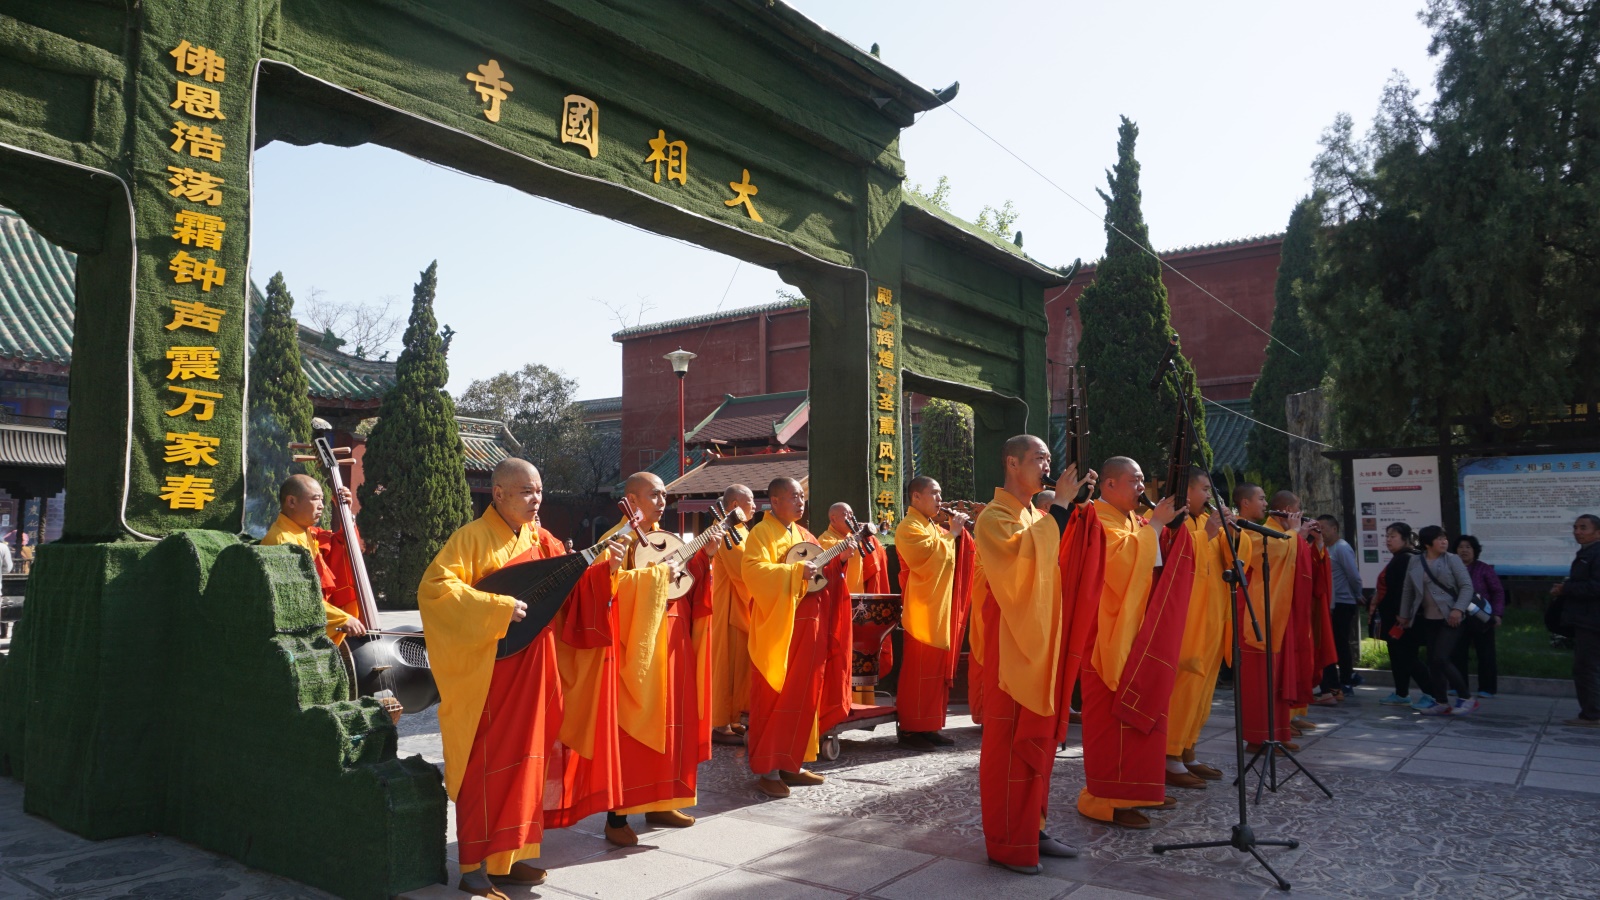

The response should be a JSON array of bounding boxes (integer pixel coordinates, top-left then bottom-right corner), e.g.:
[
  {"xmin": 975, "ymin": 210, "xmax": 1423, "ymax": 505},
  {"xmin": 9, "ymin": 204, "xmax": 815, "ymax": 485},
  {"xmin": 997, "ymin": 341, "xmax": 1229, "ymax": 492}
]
[
  {"xmin": 278, "ymin": 474, "xmax": 326, "ymax": 528},
  {"xmin": 768, "ymin": 477, "xmax": 806, "ymax": 526},
  {"xmin": 827, "ymin": 501, "xmax": 855, "ymax": 536},
  {"xmin": 722, "ymin": 483, "xmax": 756, "ymax": 521},
  {"xmin": 1233, "ymin": 482, "xmax": 1266, "ymax": 521},
  {"xmin": 1269, "ymin": 490, "xmax": 1300, "ymax": 521},
  {"xmin": 1032, "ymin": 490, "xmax": 1055, "ymax": 512},
  {"xmin": 491, "ymin": 458, "xmax": 543, "ymax": 529},
  {"xmin": 907, "ymin": 475, "xmax": 944, "ymax": 520},
  {"xmin": 625, "ymin": 472, "xmax": 668, "ymax": 529},
  {"xmin": 1098, "ymin": 456, "xmax": 1147, "ymax": 516},
  {"xmin": 1001, "ymin": 434, "xmax": 1051, "ymax": 496}
]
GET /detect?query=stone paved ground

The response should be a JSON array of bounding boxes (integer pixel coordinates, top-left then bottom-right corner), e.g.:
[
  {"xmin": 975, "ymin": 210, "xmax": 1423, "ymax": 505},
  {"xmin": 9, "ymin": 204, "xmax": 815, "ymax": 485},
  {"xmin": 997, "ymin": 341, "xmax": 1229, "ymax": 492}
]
[{"xmin": 6, "ymin": 634, "xmax": 1600, "ymax": 900}]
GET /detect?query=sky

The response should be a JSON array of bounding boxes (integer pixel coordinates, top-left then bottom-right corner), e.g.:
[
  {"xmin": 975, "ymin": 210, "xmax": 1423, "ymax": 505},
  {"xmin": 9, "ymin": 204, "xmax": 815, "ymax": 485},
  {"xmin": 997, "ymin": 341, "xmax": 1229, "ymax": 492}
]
[{"xmin": 249, "ymin": 1, "xmax": 1440, "ymax": 400}]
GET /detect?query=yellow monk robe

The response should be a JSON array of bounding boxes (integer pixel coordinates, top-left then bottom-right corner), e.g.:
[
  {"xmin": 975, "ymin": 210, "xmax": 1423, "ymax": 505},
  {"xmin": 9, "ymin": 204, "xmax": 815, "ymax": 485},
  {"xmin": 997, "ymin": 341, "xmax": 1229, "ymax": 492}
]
[
  {"xmin": 418, "ymin": 506, "xmax": 614, "ymax": 875},
  {"xmin": 611, "ymin": 524, "xmax": 712, "ymax": 814},
  {"xmin": 261, "ymin": 514, "xmax": 356, "ymax": 644},
  {"xmin": 822, "ymin": 525, "xmax": 892, "ymax": 682},
  {"xmin": 1234, "ymin": 528, "xmax": 1301, "ymax": 743},
  {"xmin": 1166, "ymin": 514, "xmax": 1233, "ymax": 757},
  {"xmin": 895, "ymin": 508, "xmax": 958, "ymax": 732},
  {"xmin": 1077, "ymin": 500, "xmax": 1164, "ymax": 822},
  {"xmin": 974, "ymin": 489, "xmax": 1070, "ymax": 868},
  {"xmin": 710, "ymin": 536, "xmax": 753, "ymax": 729},
  {"xmin": 742, "ymin": 516, "xmax": 846, "ymax": 773}
]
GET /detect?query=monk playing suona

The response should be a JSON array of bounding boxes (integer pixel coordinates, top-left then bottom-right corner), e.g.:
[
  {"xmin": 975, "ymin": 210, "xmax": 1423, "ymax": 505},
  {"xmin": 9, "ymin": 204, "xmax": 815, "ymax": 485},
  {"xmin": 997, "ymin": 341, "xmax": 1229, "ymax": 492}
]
[
  {"xmin": 602, "ymin": 473, "xmax": 722, "ymax": 847},
  {"xmin": 1078, "ymin": 458, "xmax": 1187, "ymax": 830},
  {"xmin": 1267, "ymin": 492, "xmax": 1331, "ymax": 736},
  {"xmin": 817, "ymin": 501, "xmax": 887, "ymax": 728},
  {"xmin": 741, "ymin": 477, "xmax": 855, "ymax": 798},
  {"xmin": 418, "ymin": 459, "xmax": 622, "ymax": 898},
  {"xmin": 710, "ymin": 484, "xmax": 756, "ymax": 746},
  {"xmin": 895, "ymin": 476, "xmax": 975, "ymax": 750},
  {"xmin": 261, "ymin": 474, "xmax": 366, "ymax": 644},
  {"xmin": 1231, "ymin": 482, "xmax": 1299, "ymax": 753},
  {"xmin": 975, "ymin": 435, "xmax": 1097, "ymax": 874},
  {"xmin": 1165, "ymin": 467, "xmax": 1232, "ymax": 788}
]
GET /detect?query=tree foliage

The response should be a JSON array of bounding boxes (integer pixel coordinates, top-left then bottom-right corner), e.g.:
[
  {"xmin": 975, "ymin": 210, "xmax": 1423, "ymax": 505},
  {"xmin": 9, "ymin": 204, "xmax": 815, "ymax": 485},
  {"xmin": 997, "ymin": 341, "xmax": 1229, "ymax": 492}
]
[
  {"xmin": 1077, "ymin": 116, "xmax": 1209, "ymax": 477},
  {"xmin": 908, "ymin": 174, "xmax": 1021, "ymax": 240},
  {"xmin": 456, "ymin": 364, "xmax": 599, "ymax": 494},
  {"xmin": 918, "ymin": 398, "xmax": 974, "ymax": 500},
  {"xmin": 1246, "ymin": 196, "xmax": 1328, "ymax": 485},
  {"xmin": 357, "ymin": 262, "xmax": 472, "ymax": 609},
  {"xmin": 245, "ymin": 272, "xmax": 314, "ymax": 536},
  {"xmin": 1304, "ymin": 0, "xmax": 1600, "ymax": 446},
  {"xmin": 300, "ymin": 287, "xmax": 404, "ymax": 360}
]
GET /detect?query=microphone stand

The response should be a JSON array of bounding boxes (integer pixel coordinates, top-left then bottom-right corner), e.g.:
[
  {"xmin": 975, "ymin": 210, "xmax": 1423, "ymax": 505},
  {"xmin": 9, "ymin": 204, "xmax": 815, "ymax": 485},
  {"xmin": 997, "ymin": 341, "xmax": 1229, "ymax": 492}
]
[
  {"xmin": 1154, "ymin": 508, "xmax": 1298, "ymax": 891},
  {"xmin": 1238, "ymin": 524, "xmax": 1333, "ymax": 802}
]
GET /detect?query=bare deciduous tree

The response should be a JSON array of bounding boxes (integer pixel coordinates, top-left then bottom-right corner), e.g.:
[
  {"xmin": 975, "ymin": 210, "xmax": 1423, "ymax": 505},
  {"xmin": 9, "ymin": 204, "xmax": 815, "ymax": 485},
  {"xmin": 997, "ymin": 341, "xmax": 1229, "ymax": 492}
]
[{"xmin": 300, "ymin": 287, "xmax": 405, "ymax": 358}]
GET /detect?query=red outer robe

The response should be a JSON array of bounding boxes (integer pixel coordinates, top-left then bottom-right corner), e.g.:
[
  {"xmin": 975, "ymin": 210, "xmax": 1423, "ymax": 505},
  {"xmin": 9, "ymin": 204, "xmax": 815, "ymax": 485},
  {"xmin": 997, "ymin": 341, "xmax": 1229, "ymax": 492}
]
[
  {"xmin": 817, "ymin": 556, "xmax": 857, "ymax": 736},
  {"xmin": 455, "ymin": 532, "xmax": 617, "ymax": 869},
  {"xmin": 1237, "ymin": 542, "xmax": 1299, "ymax": 745},
  {"xmin": 1305, "ymin": 547, "xmax": 1338, "ymax": 694},
  {"xmin": 1283, "ymin": 539, "xmax": 1317, "ymax": 709},
  {"xmin": 894, "ymin": 533, "xmax": 975, "ymax": 732},
  {"xmin": 979, "ymin": 505, "xmax": 1103, "ymax": 868},
  {"xmin": 312, "ymin": 526, "xmax": 362, "ymax": 620},
  {"xmin": 859, "ymin": 542, "xmax": 894, "ymax": 681},
  {"xmin": 1080, "ymin": 524, "xmax": 1196, "ymax": 811},
  {"xmin": 616, "ymin": 552, "xmax": 714, "ymax": 812}
]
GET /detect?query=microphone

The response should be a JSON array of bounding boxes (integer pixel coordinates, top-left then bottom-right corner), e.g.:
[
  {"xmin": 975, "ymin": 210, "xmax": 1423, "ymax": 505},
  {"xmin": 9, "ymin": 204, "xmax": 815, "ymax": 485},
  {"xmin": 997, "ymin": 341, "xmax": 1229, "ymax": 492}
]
[
  {"xmin": 1146, "ymin": 335, "xmax": 1178, "ymax": 390},
  {"xmin": 1235, "ymin": 519, "xmax": 1292, "ymax": 540}
]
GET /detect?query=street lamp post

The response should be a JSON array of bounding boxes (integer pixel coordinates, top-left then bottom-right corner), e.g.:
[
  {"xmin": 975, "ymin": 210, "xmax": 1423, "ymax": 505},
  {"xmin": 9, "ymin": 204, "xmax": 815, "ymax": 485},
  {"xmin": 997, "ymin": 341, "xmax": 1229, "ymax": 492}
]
[{"xmin": 664, "ymin": 348, "xmax": 697, "ymax": 534}]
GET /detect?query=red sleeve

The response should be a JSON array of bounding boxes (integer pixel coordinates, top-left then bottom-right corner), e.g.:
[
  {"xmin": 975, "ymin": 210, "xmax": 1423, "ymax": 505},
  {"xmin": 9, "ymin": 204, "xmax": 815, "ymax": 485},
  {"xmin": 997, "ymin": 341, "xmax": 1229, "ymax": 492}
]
[
  {"xmin": 560, "ymin": 560, "xmax": 616, "ymax": 650},
  {"xmin": 686, "ymin": 552, "xmax": 714, "ymax": 619},
  {"xmin": 310, "ymin": 528, "xmax": 347, "ymax": 606}
]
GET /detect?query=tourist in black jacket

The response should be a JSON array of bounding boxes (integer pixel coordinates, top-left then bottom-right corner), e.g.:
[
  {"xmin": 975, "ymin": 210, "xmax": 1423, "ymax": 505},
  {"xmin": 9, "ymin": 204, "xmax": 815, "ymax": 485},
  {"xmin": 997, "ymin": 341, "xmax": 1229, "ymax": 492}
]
[
  {"xmin": 1556, "ymin": 514, "xmax": 1600, "ymax": 726},
  {"xmin": 1373, "ymin": 523, "xmax": 1435, "ymax": 706}
]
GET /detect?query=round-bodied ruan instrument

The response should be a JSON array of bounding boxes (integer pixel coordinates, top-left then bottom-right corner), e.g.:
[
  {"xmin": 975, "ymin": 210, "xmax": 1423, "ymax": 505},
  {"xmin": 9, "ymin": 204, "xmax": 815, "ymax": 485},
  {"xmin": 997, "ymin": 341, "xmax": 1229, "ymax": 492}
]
[
  {"xmin": 783, "ymin": 517, "xmax": 878, "ymax": 593},
  {"xmin": 629, "ymin": 502, "xmax": 746, "ymax": 599}
]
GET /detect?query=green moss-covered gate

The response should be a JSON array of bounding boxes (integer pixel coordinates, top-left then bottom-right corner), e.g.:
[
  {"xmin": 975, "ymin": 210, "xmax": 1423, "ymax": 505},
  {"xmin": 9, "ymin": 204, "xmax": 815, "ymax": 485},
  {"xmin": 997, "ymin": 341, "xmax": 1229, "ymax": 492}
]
[{"xmin": 0, "ymin": 1, "xmax": 1066, "ymax": 896}]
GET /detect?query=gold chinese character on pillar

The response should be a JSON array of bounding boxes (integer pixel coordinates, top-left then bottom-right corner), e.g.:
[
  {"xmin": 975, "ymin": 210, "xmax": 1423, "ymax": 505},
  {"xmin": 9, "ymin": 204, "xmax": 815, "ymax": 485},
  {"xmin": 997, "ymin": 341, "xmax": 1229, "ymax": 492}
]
[
  {"xmin": 165, "ymin": 385, "xmax": 223, "ymax": 421},
  {"xmin": 169, "ymin": 122, "xmax": 226, "ymax": 161},
  {"xmin": 165, "ymin": 346, "xmax": 221, "ymax": 381},
  {"xmin": 166, "ymin": 167, "xmax": 224, "ymax": 206},
  {"xmin": 160, "ymin": 474, "xmax": 216, "ymax": 510},
  {"xmin": 646, "ymin": 129, "xmax": 688, "ymax": 185},
  {"xmin": 876, "ymin": 286, "xmax": 894, "ymax": 306},
  {"xmin": 170, "ymin": 81, "xmax": 225, "ymax": 120},
  {"xmin": 171, "ymin": 210, "xmax": 225, "ymax": 250},
  {"xmin": 724, "ymin": 169, "xmax": 762, "ymax": 222},
  {"xmin": 169, "ymin": 251, "xmax": 226, "ymax": 291},
  {"xmin": 466, "ymin": 59, "xmax": 513, "ymax": 123},
  {"xmin": 165, "ymin": 299, "xmax": 226, "ymax": 332},
  {"xmin": 170, "ymin": 40, "xmax": 226, "ymax": 83},
  {"xmin": 164, "ymin": 431, "xmax": 221, "ymax": 466},
  {"xmin": 561, "ymin": 94, "xmax": 599, "ymax": 157}
]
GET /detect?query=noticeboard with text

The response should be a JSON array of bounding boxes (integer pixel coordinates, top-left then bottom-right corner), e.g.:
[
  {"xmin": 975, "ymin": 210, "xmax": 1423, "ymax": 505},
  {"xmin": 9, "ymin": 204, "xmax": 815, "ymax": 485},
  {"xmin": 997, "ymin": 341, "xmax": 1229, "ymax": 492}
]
[
  {"xmin": 1458, "ymin": 453, "xmax": 1600, "ymax": 576},
  {"xmin": 1353, "ymin": 456, "xmax": 1443, "ymax": 589}
]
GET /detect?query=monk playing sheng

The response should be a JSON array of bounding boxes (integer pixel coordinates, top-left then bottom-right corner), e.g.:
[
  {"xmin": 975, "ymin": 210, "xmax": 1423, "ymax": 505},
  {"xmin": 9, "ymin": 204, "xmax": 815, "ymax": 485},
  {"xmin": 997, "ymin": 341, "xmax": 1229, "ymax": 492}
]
[
  {"xmin": 418, "ymin": 459, "xmax": 622, "ymax": 898},
  {"xmin": 895, "ymin": 476, "xmax": 977, "ymax": 750},
  {"xmin": 1232, "ymin": 482, "xmax": 1298, "ymax": 753},
  {"xmin": 975, "ymin": 435, "xmax": 1098, "ymax": 873},
  {"xmin": 710, "ymin": 484, "xmax": 756, "ymax": 746},
  {"xmin": 1078, "ymin": 457, "xmax": 1189, "ymax": 830},
  {"xmin": 261, "ymin": 474, "xmax": 365, "ymax": 644},
  {"xmin": 602, "ymin": 473, "xmax": 723, "ymax": 847},
  {"xmin": 741, "ymin": 477, "xmax": 855, "ymax": 798}
]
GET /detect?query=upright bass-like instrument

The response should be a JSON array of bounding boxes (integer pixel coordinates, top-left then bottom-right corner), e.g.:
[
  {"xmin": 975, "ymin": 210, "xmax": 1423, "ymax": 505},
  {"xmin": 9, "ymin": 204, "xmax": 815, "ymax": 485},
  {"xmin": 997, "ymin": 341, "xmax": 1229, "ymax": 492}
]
[{"xmin": 294, "ymin": 424, "xmax": 440, "ymax": 715}]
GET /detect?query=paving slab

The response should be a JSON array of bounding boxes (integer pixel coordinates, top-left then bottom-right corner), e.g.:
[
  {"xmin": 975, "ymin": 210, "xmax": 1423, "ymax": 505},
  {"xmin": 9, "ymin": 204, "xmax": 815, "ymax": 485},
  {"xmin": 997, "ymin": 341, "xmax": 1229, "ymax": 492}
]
[
  {"xmin": 639, "ymin": 816, "xmax": 813, "ymax": 866},
  {"xmin": 542, "ymin": 847, "xmax": 726, "ymax": 899},
  {"xmin": 746, "ymin": 833, "xmax": 932, "ymax": 894},
  {"xmin": 872, "ymin": 856, "xmax": 1075, "ymax": 900},
  {"xmin": 1396, "ymin": 759, "xmax": 1520, "ymax": 785}
]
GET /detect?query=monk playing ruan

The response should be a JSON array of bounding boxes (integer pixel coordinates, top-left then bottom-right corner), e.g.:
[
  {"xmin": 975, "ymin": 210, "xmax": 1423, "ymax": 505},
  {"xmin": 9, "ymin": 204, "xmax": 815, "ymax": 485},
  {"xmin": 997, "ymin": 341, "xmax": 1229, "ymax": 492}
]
[
  {"xmin": 894, "ymin": 476, "xmax": 975, "ymax": 750},
  {"xmin": 741, "ymin": 477, "xmax": 855, "ymax": 798},
  {"xmin": 261, "ymin": 474, "xmax": 365, "ymax": 644},
  {"xmin": 602, "ymin": 473, "xmax": 722, "ymax": 847},
  {"xmin": 974, "ymin": 435, "xmax": 1098, "ymax": 874},
  {"xmin": 418, "ymin": 459, "xmax": 621, "ymax": 899},
  {"xmin": 1078, "ymin": 457, "xmax": 1188, "ymax": 830},
  {"xmin": 1165, "ymin": 467, "xmax": 1233, "ymax": 788},
  {"xmin": 709, "ymin": 484, "xmax": 756, "ymax": 746},
  {"xmin": 817, "ymin": 501, "xmax": 884, "ymax": 731},
  {"xmin": 1231, "ymin": 482, "xmax": 1299, "ymax": 752}
]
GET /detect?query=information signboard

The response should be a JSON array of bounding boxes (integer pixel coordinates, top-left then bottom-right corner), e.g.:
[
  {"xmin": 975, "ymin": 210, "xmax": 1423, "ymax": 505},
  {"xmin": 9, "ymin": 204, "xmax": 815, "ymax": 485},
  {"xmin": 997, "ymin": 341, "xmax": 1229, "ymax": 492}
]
[
  {"xmin": 1353, "ymin": 456, "xmax": 1443, "ymax": 589},
  {"xmin": 1458, "ymin": 453, "xmax": 1600, "ymax": 576}
]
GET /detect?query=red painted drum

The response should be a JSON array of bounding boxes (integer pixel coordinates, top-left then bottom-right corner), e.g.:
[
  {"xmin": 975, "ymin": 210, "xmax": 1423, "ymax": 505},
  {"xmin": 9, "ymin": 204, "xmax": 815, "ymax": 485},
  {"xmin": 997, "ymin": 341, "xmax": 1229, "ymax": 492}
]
[{"xmin": 850, "ymin": 593, "xmax": 901, "ymax": 687}]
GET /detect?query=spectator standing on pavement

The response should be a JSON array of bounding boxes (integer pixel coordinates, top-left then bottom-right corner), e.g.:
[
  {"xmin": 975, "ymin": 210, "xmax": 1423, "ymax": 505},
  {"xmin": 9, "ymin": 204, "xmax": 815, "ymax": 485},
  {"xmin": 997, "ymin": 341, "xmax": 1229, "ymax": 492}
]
[
  {"xmin": 1318, "ymin": 515, "xmax": 1362, "ymax": 695},
  {"xmin": 1374, "ymin": 523, "xmax": 1434, "ymax": 706},
  {"xmin": 1553, "ymin": 514, "xmax": 1600, "ymax": 727},
  {"xmin": 1398, "ymin": 525, "xmax": 1478, "ymax": 716},
  {"xmin": 1452, "ymin": 535, "xmax": 1504, "ymax": 698}
]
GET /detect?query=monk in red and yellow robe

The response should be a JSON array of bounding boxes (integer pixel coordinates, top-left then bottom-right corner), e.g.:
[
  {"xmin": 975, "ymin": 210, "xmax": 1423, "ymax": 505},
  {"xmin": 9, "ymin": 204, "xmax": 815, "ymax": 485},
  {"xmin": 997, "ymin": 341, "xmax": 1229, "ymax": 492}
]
[
  {"xmin": 419, "ymin": 460, "xmax": 615, "ymax": 895},
  {"xmin": 894, "ymin": 481, "xmax": 965, "ymax": 744},
  {"xmin": 975, "ymin": 437, "xmax": 1102, "ymax": 872},
  {"xmin": 817, "ymin": 503, "xmax": 882, "ymax": 733},
  {"xmin": 710, "ymin": 486, "xmax": 756, "ymax": 742},
  {"xmin": 1232, "ymin": 486, "xmax": 1301, "ymax": 748},
  {"xmin": 742, "ymin": 478, "xmax": 851, "ymax": 796},
  {"xmin": 1078, "ymin": 472, "xmax": 1193, "ymax": 829},
  {"xmin": 1165, "ymin": 473, "xmax": 1234, "ymax": 785},
  {"xmin": 260, "ymin": 474, "xmax": 364, "ymax": 644}
]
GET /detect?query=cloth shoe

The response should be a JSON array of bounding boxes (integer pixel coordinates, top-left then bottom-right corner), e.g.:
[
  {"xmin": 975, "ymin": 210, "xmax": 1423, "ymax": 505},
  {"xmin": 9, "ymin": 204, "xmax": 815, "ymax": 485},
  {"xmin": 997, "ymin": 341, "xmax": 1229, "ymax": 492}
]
[
  {"xmin": 897, "ymin": 730, "xmax": 936, "ymax": 752},
  {"xmin": 1186, "ymin": 761, "xmax": 1223, "ymax": 780},
  {"xmin": 457, "ymin": 876, "xmax": 509, "ymax": 900},
  {"xmin": 491, "ymin": 863, "xmax": 547, "ymax": 886},
  {"xmin": 1165, "ymin": 769, "xmax": 1206, "ymax": 789},
  {"xmin": 780, "ymin": 769, "xmax": 826, "ymax": 786},
  {"xmin": 925, "ymin": 731, "xmax": 956, "ymax": 746},
  {"xmin": 1109, "ymin": 808, "xmax": 1151, "ymax": 829},
  {"xmin": 604, "ymin": 822, "xmax": 638, "ymax": 846},
  {"xmin": 754, "ymin": 776, "xmax": 790, "ymax": 798},
  {"xmin": 1038, "ymin": 834, "xmax": 1078, "ymax": 858},
  {"xmin": 1450, "ymin": 698, "xmax": 1478, "ymax": 716},
  {"xmin": 1290, "ymin": 716, "xmax": 1318, "ymax": 731},
  {"xmin": 1152, "ymin": 796, "xmax": 1177, "ymax": 810},
  {"xmin": 712, "ymin": 728, "xmax": 745, "ymax": 746},
  {"xmin": 1311, "ymin": 694, "xmax": 1340, "ymax": 706},
  {"xmin": 1411, "ymin": 695, "xmax": 1439, "ymax": 711},
  {"xmin": 992, "ymin": 860, "xmax": 1042, "ymax": 875},
  {"xmin": 645, "ymin": 810, "xmax": 696, "ymax": 827},
  {"xmin": 1380, "ymin": 692, "xmax": 1411, "ymax": 705}
]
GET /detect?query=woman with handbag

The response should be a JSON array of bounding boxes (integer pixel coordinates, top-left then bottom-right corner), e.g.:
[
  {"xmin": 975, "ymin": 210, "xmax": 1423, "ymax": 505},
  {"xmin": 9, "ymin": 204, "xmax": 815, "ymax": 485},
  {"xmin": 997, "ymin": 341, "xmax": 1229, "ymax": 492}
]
[
  {"xmin": 1374, "ymin": 524, "xmax": 1435, "ymax": 706},
  {"xmin": 1452, "ymin": 535, "xmax": 1505, "ymax": 698},
  {"xmin": 1398, "ymin": 525, "xmax": 1479, "ymax": 716}
]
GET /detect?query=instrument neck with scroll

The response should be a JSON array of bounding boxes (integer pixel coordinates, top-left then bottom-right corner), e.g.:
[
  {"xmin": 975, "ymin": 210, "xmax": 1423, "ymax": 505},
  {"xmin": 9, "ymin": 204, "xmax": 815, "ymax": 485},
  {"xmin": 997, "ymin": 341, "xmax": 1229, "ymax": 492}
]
[
  {"xmin": 296, "ymin": 432, "xmax": 381, "ymax": 628},
  {"xmin": 1064, "ymin": 363, "xmax": 1093, "ymax": 504}
]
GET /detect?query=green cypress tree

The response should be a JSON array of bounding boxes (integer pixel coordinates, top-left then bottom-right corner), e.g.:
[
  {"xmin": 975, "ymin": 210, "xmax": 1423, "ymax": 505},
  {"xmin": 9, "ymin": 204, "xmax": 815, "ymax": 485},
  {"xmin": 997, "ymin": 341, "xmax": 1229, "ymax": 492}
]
[
  {"xmin": 245, "ymin": 272, "xmax": 314, "ymax": 536},
  {"xmin": 917, "ymin": 398, "xmax": 974, "ymax": 500},
  {"xmin": 1246, "ymin": 196, "xmax": 1327, "ymax": 485},
  {"xmin": 1077, "ymin": 116, "xmax": 1208, "ymax": 478},
  {"xmin": 357, "ymin": 262, "xmax": 472, "ymax": 610}
]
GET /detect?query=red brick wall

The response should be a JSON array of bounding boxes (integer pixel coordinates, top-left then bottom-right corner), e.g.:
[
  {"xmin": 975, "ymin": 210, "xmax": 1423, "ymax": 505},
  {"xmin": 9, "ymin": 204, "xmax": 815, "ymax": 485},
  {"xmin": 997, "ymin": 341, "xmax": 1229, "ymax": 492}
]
[
  {"xmin": 616, "ymin": 307, "xmax": 809, "ymax": 474},
  {"xmin": 1046, "ymin": 238, "xmax": 1282, "ymax": 407}
]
